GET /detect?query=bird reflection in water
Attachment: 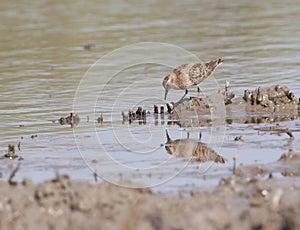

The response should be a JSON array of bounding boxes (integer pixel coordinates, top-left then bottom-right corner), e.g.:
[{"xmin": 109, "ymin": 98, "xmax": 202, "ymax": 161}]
[{"xmin": 164, "ymin": 130, "xmax": 225, "ymax": 163}]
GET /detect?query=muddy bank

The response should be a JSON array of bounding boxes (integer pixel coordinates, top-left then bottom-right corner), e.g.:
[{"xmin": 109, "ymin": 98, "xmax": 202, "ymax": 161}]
[
  {"xmin": 166, "ymin": 84, "xmax": 299, "ymax": 126},
  {"xmin": 0, "ymin": 151, "xmax": 299, "ymax": 230}
]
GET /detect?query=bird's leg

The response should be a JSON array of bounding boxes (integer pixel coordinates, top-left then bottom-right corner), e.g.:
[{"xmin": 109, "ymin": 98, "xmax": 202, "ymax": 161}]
[
  {"xmin": 197, "ymin": 87, "xmax": 201, "ymax": 98},
  {"xmin": 180, "ymin": 89, "xmax": 188, "ymax": 101}
]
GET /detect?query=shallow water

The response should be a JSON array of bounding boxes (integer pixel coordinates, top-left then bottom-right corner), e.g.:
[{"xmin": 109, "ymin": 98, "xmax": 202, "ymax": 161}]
[{"xmin": 1, "ymin": 0, "xmax": 300, "ymax": 192}]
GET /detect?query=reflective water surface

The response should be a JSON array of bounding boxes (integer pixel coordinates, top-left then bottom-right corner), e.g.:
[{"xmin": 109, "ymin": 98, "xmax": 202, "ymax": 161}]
[{"xmin": 1, "ymin": 0, "xmax": 300, "ymax": 192}]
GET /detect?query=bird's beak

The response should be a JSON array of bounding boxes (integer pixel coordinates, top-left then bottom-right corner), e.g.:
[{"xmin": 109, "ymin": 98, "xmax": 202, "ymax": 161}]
[{"xmin": 164, "ymin": 88, "xmax": 169, "ymax": 100}]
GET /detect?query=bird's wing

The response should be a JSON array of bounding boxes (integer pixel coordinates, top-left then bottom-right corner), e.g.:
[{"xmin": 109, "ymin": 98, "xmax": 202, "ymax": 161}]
[
  {"xmin": 173, "ymin": 63, "xmax": 189, "ymax": 72},
  {"xmin": 173, "ymin": 63, "xmax": 194, "ymax": 77},
  {"xmin": 189, "ymin": 63, "xmax": 210, "ymax": 84}
]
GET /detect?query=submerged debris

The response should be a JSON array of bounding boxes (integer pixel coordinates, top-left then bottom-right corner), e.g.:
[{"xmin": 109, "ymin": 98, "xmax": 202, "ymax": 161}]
[
  {"xmin": 97, "ymin": 114, "xmax": 103, "ymax": 124},
  {"xmin": 255, "ymin": 125, "xmax": 294, "ymax": 140},
  {"xmin": 154, "ymin": 105, "xmax": 165, "ymax": 114},
  {"xmin": 83, "ymin": 43, "xmax": 96, "ymax": 50},
  {"xmin": 154, "ymin": 105, "xmax": 159, "ymax": 114},
  {"xmin": 59, "ymin": 112, "xmax": 80, "ymax": 128},
  {"xmin": 31, "ymin": 134, "xmax": 38, "ymax": 139},
  {"xmin": 160, "ymin": 105, "xmax": 165, "ymax": 114},
  {"xmin": 5, "ymin": 145, "xmax": 18, "ymax": 159},
  {"xmin": 234, "ymin": 136, "xmax": 244, "ymax": 141},
  {"xmin": 1, "ymin": 144, "xmax": 23, "ymax": 160},
  {"xmin": 122, "ymin": 107, "xmax": 147, "ymax": 124},
  {"xmin": 135, "ymin": 107, "xmax": 146, "ymax": 120}
]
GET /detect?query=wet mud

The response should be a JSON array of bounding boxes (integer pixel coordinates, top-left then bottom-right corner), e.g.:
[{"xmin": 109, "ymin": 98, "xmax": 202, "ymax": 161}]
[
  {"xmin": 0, "ymin": 150, "xmax": 299, "ymax": 230},
  {"xmin": 167, "ymin": 84, "xmax": 299, "ymax": 126},
  {"xmin": 1, "ymin": 84, "xmax": 300, "ymax": 229}
]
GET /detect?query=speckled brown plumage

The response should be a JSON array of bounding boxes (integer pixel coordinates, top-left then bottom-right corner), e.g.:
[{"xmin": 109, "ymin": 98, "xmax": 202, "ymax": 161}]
[
  {"xmin": 163, "ymin": 58, "xmax": 223, "ymax": 100},
  {"xmin": 164, "ymin": 130, "xmax": 225, "ymax": 163}
]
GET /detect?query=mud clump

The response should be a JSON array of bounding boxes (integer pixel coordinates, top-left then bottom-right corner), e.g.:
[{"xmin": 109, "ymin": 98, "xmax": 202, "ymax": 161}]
[
  {"xmin": 166, "ymin": 84, "xmax": 299, "ymax": 125},
  {"xmin": 0, "ymin": 145, "xmax": 23, "ymax": 161},
  {"xmin": 220, "ymin": 80, "xmax": 235, "ymax": 105},
  {"xmin": 122, "ymin": 106, "xmax": 147, "ymax": 124},
  {"xmin": 58, "ymin": 112, "xmax": 80, "ymax": 128},
  {"xmin": 166, "ymin": 81, "xmax": 235, "ymax": 116},
  {"xmin": 278, "ymin": 149, "xmax": 300, "ymax": 162},
  {"xmin": 243, "ymin": 85, "xmax": 299, "ymax": 112}
]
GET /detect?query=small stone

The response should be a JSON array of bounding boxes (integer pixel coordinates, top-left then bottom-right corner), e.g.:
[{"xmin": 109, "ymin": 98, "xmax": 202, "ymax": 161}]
[{"xmin": 22, "ymin": 178, "xmax": 33, "ymax": 187}]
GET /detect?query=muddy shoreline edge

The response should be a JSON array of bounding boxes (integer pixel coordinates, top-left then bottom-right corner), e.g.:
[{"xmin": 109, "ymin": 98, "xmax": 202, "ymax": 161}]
[{"xmin": 1, "ymin": 150, "xmax": 299, "ymax": 230}]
